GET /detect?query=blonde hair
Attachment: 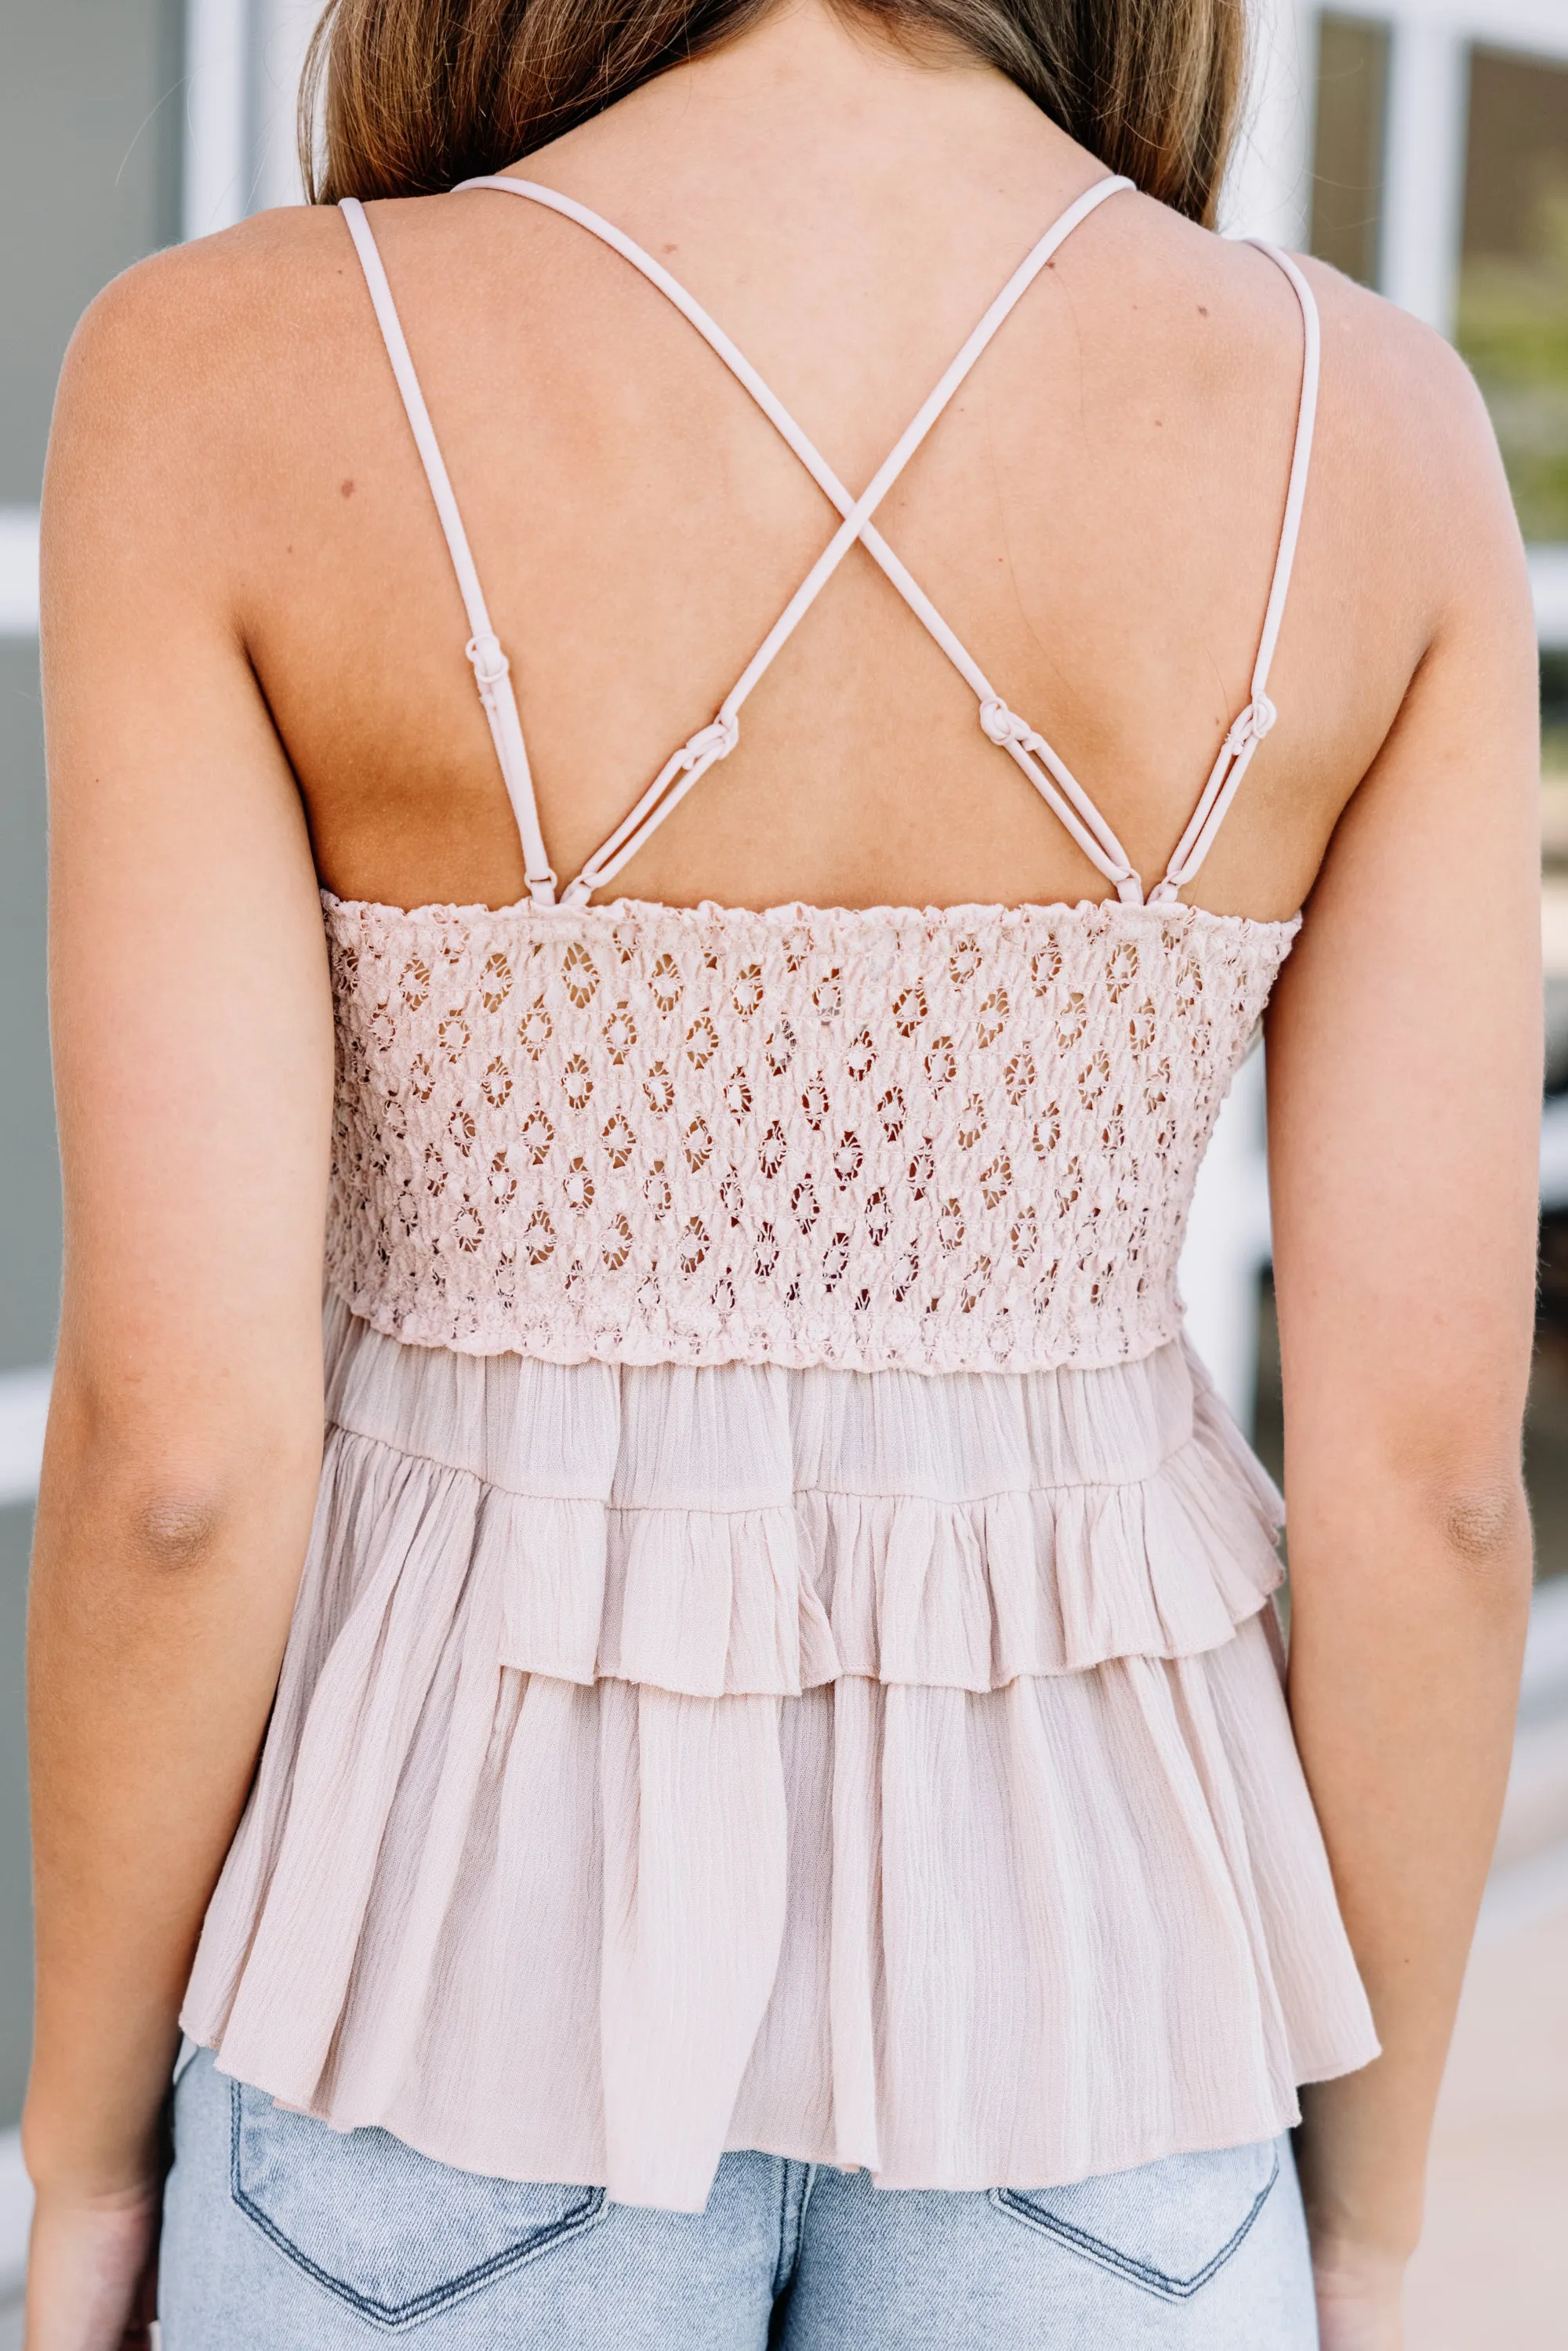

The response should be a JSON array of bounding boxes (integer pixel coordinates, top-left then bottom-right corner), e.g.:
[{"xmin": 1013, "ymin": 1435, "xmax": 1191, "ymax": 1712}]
[{"xmin": 301, "ymin": 0, "xmax": 1249, "ymax": 227}]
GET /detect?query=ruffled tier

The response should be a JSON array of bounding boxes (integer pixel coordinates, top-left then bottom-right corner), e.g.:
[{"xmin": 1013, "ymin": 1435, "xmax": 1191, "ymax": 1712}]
[
  {"xmin": 322, "ymin": 1292, "xmax": 1287, "ymax": 1696},
  {"xmin": 182, "ymin": 1298, "xmax": 1377, "ymax": 2211}
]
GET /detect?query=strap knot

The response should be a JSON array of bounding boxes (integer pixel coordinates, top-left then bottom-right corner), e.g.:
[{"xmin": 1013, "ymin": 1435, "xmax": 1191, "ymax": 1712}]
[
  {"xmin": 682, "ymin": 714, "xmax": 740, "ymax": 770},
  {"xmin": 979, "ymin": 698, "xmax": 1029, "ymax": 748},
  {"xmin": 1225, "ymin": 693, "xmax": 1277, "ymax": 756},
  {"xmin": 466, "ymin": 632, "xmax": 510, "ymax": 690}
]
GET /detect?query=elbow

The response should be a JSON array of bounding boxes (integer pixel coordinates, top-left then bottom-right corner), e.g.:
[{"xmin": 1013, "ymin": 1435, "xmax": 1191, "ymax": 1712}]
[
  {"xmin": 125, "ymin": 1487, "xmax": 232, "ymax": 1576},
  {"xmin": 36, "ymin": 1373, "xmax": 321, "ymax": 1585},
  {"xmin": 41, "ymin": 1453, "xmax": 258, "ymax": 1587},
  {"xmin": 1417, "ymin": 1467, "xmax": 1534, "ymax": 1615},
  {"xmin": 1347, "ymin": 1370, "xmax": 1536, "ymax": 1614},
  {"xmin": 1439, "ymin": 1482, "xmax": 1524, "ymax": 1566}
]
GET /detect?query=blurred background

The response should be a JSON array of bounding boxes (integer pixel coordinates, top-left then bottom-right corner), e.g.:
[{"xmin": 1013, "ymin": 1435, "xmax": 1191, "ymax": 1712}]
[{"xmin": 0, "ymin": 2, "xmax": 1565, "ymax": 2340}]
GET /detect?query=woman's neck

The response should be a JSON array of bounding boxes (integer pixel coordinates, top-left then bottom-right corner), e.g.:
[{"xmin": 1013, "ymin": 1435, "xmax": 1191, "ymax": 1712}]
[{"xmin": 534, "ymin": 0, "xmax": 1079, "ymax": 214}]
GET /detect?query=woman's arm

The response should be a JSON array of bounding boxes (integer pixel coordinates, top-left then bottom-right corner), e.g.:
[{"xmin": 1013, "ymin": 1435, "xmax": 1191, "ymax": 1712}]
[
  {"xmin": 1265, "ymin": 336, "xmax": 1541, "ymax": 2347},
  {"xmin": 24, "ymin": 251, "xmax": 334, "ymax": 2349}
]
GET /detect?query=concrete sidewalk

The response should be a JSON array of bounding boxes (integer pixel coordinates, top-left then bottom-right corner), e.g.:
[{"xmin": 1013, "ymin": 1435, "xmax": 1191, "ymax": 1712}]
[
  {"xmin": 1406, "ymin": 1898, "xmax": 1568, "ymax": 2349},
  {"xmin": 1405, "ymin": 1582, "xmax": 1568, "ymax": 2346}
]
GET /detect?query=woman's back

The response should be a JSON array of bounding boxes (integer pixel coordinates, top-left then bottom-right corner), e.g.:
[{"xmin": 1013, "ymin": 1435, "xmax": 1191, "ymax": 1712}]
[{"xmin": 84, "ymin": 2, "xmax": 1454, "ymax": 925}]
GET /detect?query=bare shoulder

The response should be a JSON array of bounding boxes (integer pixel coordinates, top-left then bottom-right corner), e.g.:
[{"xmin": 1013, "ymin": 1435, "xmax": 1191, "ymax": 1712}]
[
  {"xmin": 1284, "ymin": 253, "xmax": 1526, "ymax": 627},
  {"xmin": 62, "ymin": 201, "xmax": 354, "ymax": 392},
  {"xmin": 1307, "ymin": 257, "xmax": 1501, "ymax": 470},
  {"xmin": 1107, "ymin": 196, "xmax": 1515, "ymax": 558},
  {"xmin": 48, "ymin": 204, "xmax": 362, "ymax": 528},
  {"xmin": 1162, "ymin": 207, "xmax": 1504, "ymax": 495}
]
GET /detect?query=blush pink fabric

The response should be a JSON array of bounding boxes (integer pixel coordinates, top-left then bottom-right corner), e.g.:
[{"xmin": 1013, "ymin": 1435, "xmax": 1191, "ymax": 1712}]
[{"xmin": 180, "ymin": 174, "xmax": 1378, "ymax": 2211}]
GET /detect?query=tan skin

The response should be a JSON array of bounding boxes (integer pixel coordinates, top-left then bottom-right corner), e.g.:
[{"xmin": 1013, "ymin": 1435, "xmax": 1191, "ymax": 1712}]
[{"xmin": 25, "ymin": 5, "xmax": 1540, "ymax": 2346}]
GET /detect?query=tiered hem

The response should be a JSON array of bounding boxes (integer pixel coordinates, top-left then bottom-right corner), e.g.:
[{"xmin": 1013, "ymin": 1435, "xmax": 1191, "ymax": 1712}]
[{"xmin": 182, "ymin": 1298, "xmax": 1377, "ymax": 2211}]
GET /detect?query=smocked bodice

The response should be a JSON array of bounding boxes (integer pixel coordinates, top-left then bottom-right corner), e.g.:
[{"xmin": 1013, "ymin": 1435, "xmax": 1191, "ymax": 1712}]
[{"xmin": 324, "ymin": 894, "xmax": 1298, "ymax": 1373}]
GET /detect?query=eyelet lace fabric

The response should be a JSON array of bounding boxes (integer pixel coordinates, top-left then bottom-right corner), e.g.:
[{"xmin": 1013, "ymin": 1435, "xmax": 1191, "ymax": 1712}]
[{"xmin": 322, "ymin": 895, "xmax": 1299, "ymax": 1373}]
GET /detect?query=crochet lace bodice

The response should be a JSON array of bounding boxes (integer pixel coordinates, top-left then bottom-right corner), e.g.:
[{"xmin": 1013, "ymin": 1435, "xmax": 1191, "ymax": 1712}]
[{"xmin": 324, "ymin": 892, "xmax": 1298, "ymax": 1372}]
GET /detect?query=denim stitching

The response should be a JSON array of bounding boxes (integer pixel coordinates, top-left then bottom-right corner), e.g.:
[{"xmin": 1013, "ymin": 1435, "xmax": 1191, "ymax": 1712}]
[
  {"xmin": 229, "ymin": 2081, "xmax": 608, "ymax": 2329},
  {"xmin": 771, "ymin": 2160, "xmax": 816, "ymax": 2299},
  {"xmin": 987, "ymin": 2147, "xmax": 1279, "ymax": 2302}
]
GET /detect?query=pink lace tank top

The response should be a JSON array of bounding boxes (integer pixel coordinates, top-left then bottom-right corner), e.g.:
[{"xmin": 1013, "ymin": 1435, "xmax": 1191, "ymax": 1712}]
[
  {"xmin": 321, "ymin": 173, "xmax": 1308, "ymax": 1373},
  {"xmin": 183, "ymin": 176, "xmax": 1378, "ymax": 2209}
]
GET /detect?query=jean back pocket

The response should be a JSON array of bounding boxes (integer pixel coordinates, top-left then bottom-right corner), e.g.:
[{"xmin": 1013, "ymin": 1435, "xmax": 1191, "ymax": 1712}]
[
  {"xmin": 230, "ymin": 2081, "xmax": 607, "ymax": 2329},
  {"xmin": 990, "ymin": 2139, "xmax": 1280, "ymax": 2302}
]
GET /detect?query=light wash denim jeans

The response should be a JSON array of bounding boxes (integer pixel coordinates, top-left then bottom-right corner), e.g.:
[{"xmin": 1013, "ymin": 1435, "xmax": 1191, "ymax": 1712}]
[{"xmin": 159, "ymin": 2048, "xmax": 1318, "ymax": 2348}]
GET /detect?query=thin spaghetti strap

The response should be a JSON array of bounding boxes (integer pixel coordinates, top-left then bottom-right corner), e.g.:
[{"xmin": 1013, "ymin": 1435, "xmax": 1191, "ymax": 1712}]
[
  {"xmin": 1242, "ymin": 246, "xmax": 1321, "ymax": 702},
  {"xmin": 339, "ymin": 198, "xmax": 557, "ymax": 905},
  {"xmin": 457, "ymin": 172, "xmax": 1142, "ymax": 905},
  {"xmin": 1150, "ymin": 242, "xmax": 1321, "ymax": 902}
]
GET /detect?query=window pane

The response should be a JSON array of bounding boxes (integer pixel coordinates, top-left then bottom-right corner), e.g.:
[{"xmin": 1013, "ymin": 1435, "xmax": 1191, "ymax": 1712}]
[
  {"xmin": 1458, "ymin": 48, "xmax": 1568, "ymax": 543},
  {"xmin": 1310, "ymin": 13, "xmax": 1390, "ymax": 289}
]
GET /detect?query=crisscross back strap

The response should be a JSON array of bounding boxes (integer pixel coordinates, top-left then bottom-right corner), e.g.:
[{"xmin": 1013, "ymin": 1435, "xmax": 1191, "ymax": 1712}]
[
  {"xmin": 343, "ymin": 175, "xmax": 1138, "ymax": 906},
  {"xmin": 456, "ymin": 174, "xmax": 1138, "ymax": 901},
  {"xmin": 341, "ymin": 180, "xmax": 1317, "ymax": 912}
]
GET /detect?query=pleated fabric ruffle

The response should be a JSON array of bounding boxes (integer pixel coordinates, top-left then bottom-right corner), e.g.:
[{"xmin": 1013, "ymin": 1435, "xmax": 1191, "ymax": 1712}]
[{"xmin": 181, "ymin": 1296, "xmax": 1377, "ymax": 2211}]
